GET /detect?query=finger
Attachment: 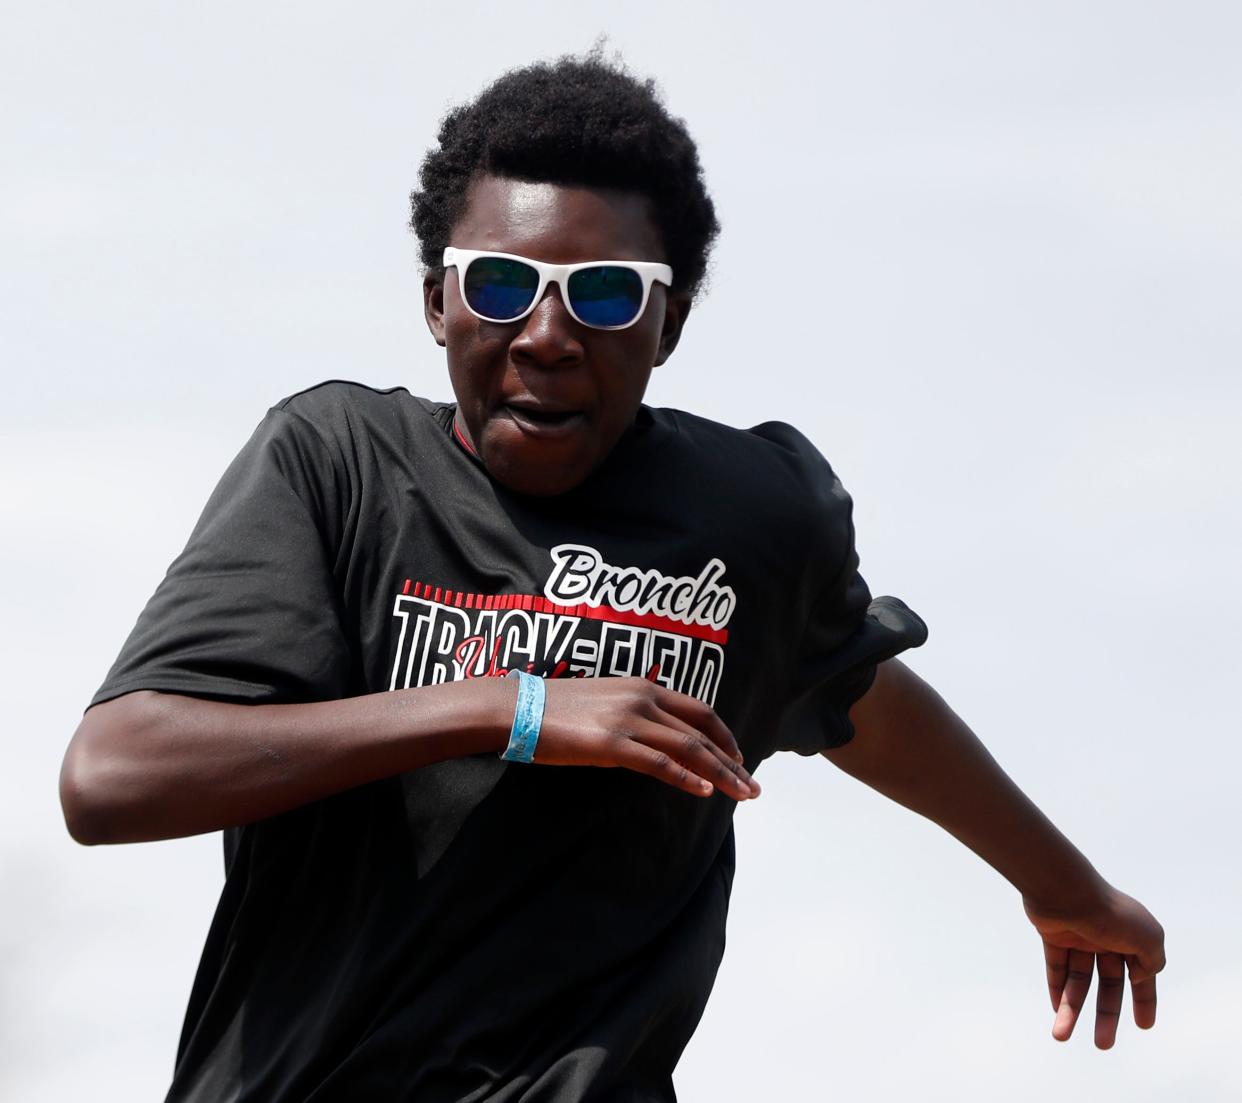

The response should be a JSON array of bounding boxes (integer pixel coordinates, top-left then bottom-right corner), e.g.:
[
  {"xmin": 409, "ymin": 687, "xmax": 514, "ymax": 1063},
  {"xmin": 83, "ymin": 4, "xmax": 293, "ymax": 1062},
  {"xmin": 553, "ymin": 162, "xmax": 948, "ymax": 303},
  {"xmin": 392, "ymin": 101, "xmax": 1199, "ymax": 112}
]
[
  {"xmin": 653, "ymin": 707, "xmax": 759, "ymax": 798},
  {"xmin": 1127, "ymin": 957, "xmax": 1158, "ymax": 1030},
  {"xmin": 643, "ymin": 724, "xmax": 756, "ymax": 800},
  {"xmin": 1133, "ymin": 927, "xmax": 1167, "ymax": 977},
  {"xmin": 1042, "ymin": 942, "xmax": 1068, "ymax": 1012},
  {"xmin": 1094, "ymin": 954, "xmax": 1125, "ymax": 1049},
  {"xmin": 1053, "ymin": 949, "xmax": 1096, "ymax": 1041},
  {"xmin": 652, "ymin": 688, "xmax": 743, "ymax": 763},
  {"xmin": 617, "ymin": 738, "xmax": 716, "ymax": 798}
]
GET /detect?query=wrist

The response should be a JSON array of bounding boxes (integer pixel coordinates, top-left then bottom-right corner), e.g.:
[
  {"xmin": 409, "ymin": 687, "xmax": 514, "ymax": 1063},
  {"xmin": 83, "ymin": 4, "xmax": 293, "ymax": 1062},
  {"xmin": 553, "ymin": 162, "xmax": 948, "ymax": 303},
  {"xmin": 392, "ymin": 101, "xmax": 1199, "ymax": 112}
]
[
  {"xmin": 1017, "ymin": 853, "xmax": 1111, "ymax": 919},
  {"xmin": 399, "ymin": 677, "xmax": 519, "ymax": 759},
  {"xmin": 499, "ymin": 670, "xmax": 545, "ymax": 762}
]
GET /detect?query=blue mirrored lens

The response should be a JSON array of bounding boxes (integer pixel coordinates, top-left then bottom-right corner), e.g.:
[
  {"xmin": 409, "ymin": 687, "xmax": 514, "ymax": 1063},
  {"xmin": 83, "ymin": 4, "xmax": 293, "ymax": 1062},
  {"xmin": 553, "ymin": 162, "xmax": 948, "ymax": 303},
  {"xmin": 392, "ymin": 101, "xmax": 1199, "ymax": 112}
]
[
  {"xmin": 567, "ymin": 266, "xmax": 643, "ymax": 327},
  {"xmin": 463, "ymin": 257, "xmax": 539, "ymax": 320}
]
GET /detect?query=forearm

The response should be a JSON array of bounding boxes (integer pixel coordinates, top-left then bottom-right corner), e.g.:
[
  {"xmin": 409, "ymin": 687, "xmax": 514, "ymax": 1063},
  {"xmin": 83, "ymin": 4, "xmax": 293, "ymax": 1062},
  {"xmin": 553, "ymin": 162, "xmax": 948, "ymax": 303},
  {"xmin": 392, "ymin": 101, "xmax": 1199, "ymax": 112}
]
[
  {"xmin": 60, "ymin": 680, "xmax": 517, "ymax": 845},
  {"xmin": 825, "ymin": 659, "xmax": 1107, "ymax": 914}
]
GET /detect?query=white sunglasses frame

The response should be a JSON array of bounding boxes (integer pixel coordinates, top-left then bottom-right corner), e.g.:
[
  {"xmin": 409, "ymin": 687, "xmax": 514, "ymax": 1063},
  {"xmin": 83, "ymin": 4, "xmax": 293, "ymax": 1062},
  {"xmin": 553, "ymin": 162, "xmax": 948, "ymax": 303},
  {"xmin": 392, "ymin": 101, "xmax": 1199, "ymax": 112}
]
[{"xmin": 442, "ymin": 247, "xmax": 674, "ymax": 331}]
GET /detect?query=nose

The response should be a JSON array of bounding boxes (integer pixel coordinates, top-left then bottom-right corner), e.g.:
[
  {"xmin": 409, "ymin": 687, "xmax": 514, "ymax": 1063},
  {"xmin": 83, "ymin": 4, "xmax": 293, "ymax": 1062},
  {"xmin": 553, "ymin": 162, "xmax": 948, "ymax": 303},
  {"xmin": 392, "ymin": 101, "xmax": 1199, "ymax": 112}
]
[{"xmin": 509, "ymin": 284, "xmax": 585, "ymax": 370}]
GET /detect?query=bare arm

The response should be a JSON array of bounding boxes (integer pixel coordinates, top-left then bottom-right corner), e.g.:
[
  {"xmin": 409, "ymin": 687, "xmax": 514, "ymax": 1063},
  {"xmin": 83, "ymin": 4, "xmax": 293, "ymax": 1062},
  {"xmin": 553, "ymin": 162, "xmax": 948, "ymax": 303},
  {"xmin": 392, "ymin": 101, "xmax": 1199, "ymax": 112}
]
[
  {"xmin": 830, "ymin": 659, "xmax": 1101, "ymax": 907},
  {"xmin": 826, "ymin": 658, "xmax": 1165, "ymax": 1046},
  {"xmin": 61, "ymin": 682, "xmax": 513, "ymax": 845},
  {"xmin": 60, "ymin": 678, "xmax": 758, "ymax": 846}
]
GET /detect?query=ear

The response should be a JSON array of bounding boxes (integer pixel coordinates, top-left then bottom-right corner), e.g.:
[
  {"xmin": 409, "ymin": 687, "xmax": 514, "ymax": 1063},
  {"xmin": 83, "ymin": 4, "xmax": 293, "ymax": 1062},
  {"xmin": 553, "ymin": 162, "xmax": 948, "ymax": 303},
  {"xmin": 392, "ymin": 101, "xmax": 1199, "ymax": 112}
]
[
  {"xmin": 423, "ymin": 272, "xmax": 447, "ymax": 347},
  {"xmin": 653, "ymin": 292, "xmax": 691, "ymax": 366}
]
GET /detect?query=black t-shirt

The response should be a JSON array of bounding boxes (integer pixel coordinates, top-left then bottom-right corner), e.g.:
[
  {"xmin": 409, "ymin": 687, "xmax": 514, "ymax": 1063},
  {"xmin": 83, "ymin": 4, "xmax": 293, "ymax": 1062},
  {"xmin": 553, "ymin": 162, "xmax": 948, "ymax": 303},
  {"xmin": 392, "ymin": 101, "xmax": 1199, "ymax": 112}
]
[{"xmin": 93, "ymin": 381, "xmax": 927, "ymax": 1103}]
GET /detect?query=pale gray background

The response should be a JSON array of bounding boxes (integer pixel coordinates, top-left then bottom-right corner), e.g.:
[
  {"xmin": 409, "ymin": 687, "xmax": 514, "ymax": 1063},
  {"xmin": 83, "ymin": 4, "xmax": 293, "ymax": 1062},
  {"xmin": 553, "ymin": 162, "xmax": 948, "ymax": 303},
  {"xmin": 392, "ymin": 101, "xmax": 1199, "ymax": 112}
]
[{"xmin": 3, "ymin": 1, "xmax": 1239, "ymax": 1099}]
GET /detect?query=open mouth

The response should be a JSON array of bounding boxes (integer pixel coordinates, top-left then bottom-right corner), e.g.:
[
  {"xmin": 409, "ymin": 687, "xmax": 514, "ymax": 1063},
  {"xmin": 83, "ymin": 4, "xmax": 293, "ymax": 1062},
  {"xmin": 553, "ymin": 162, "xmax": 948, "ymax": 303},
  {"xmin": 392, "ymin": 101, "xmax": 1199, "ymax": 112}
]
[{"xmin": 503, "ymin": 403, "xmax": 585, "ymax": 434}]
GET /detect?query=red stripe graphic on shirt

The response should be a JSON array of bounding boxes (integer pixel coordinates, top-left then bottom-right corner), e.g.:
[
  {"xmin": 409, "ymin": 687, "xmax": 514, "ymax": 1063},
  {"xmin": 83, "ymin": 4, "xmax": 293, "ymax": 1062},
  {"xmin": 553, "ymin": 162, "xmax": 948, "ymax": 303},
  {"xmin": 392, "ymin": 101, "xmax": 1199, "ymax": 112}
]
[{"xmin": 404, "ymin": 582, "xmax": 729, "ymax": 645}]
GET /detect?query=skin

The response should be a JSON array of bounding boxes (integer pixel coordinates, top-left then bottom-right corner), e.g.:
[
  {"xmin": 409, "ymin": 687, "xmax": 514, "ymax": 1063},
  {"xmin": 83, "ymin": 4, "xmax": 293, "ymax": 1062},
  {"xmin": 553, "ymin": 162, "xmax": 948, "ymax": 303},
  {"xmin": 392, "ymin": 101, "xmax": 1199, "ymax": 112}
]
[
  {"xmin": 60, "ymin": 678, "xmax": 756, "ymax": 846},
  {"xmin": 423, "ymin": 175, "xmax": 690, "ymax": 497},
  {"xmin": 61, "ymin": 174, "xmax": 1163, "ymax": 1054},
  {"xmin": 836, "ymin": 660, "xmax": 1164, "ymax": 1048}
]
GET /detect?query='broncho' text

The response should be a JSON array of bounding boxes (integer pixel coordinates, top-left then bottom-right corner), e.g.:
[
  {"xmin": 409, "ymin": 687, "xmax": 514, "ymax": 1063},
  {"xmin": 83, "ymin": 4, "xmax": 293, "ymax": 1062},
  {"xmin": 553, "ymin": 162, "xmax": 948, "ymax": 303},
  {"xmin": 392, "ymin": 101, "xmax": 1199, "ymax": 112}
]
[
  {"xmin": 543, "ymin": 544, "xmax": 736, "ymax": 631},
  {"xmin": 387, "ymin": 545, "xmax": 736, "ymax": 706}
]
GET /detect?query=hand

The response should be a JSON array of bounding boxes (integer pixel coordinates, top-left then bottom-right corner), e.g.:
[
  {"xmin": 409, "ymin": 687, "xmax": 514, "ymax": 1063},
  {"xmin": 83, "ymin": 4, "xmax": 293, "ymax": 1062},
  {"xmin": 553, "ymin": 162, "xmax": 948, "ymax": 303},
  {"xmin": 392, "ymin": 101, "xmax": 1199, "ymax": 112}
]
[
  {"xmin": 1023, "ymin": 886, "xmax": 1165, "ymax": 1048},
  {"xmin": 534, "ymin": 677, "xmax": 760, "ymax": 801}
]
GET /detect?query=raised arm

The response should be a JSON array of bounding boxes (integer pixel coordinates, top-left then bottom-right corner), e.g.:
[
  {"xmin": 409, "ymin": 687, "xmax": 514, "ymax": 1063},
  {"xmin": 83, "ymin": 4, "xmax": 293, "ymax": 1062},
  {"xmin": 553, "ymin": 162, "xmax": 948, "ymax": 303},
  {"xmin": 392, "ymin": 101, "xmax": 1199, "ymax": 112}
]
[
  {"xmin": 60, "ymin": 678, "xmax": 758, "ymax": 846},
  {"xmin": 825, "ymin": 658, "xmax": 1165, "ymax": 1048}
]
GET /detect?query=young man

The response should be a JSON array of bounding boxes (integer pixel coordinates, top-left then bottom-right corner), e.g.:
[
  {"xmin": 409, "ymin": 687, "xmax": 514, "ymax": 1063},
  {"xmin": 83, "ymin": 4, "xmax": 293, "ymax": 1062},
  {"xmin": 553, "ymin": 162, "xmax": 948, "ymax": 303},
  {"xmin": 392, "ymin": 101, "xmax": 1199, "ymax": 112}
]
[{"xmin": 61, "ymin": 55, "xmax": 1164, "ymax": 1102}]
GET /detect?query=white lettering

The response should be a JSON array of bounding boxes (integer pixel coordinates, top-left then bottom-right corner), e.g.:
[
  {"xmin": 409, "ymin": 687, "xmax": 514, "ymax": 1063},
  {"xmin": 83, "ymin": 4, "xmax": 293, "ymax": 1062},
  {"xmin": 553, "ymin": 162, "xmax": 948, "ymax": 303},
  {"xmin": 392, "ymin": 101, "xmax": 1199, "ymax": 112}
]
[
  {"xmin": 545, "ymin": 546, "xmax": 599, "ymax": 601},
  {"xmin": 544, "ymin": 544, "xmax": 737, "ymax": 631}
]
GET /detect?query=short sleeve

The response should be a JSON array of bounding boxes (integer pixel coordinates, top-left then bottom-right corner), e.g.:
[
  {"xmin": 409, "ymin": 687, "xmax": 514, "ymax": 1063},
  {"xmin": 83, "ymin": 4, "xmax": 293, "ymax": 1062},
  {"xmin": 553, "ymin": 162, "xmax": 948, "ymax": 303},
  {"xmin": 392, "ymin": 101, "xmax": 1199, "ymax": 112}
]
[
  {"xmin": 90, "ymin": 408, "xmax": 353, "ymax": 708},
  {"xmin": 774, "ymin": 485, "xmax": 928, "ymax": 755}
]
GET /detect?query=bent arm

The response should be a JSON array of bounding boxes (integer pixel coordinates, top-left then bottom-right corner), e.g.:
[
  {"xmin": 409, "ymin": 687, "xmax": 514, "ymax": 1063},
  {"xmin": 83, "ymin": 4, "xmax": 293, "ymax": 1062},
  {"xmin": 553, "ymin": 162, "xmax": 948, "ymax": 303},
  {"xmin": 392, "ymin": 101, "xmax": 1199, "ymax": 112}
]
[
  {"xmin": 60, "ymin": 682, "xmax": 518, "ymax": 846},
  {"xmin": 61, "ymin": 677, "xmax": 757, "ymax": 846},
  {"xmin": 827, "ymin": 658, "xmax": 1104, "ymax": 913},
  {"xmin": 827, "ymin": 658, "xmax": 1165, "ymax": 1044}
]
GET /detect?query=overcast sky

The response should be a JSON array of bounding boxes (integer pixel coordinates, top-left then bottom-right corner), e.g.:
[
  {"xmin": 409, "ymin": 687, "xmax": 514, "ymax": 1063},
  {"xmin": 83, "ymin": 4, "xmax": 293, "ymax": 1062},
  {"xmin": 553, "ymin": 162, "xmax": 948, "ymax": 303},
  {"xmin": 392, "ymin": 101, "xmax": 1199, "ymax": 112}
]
[{"xmin": 3, "ymin": 2, "xmax": 1239, "ymax": 1099}]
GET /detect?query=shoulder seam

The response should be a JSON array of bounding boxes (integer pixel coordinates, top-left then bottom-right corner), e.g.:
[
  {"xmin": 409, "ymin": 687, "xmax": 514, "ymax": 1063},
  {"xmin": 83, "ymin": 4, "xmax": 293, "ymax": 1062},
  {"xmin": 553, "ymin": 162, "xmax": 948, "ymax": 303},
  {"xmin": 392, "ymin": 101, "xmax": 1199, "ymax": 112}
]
[{"xmin": 274, "ymin": 378, "xmax": 412, "ymax": 407}]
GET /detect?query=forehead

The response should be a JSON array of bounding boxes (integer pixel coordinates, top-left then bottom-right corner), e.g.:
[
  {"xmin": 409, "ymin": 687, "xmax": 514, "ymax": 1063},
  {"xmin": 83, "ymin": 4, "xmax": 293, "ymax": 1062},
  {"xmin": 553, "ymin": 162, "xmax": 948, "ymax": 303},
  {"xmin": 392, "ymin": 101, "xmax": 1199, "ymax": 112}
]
[{"xmin": 450, "ymin": 174, "xmax": 666, "ymax": 264}]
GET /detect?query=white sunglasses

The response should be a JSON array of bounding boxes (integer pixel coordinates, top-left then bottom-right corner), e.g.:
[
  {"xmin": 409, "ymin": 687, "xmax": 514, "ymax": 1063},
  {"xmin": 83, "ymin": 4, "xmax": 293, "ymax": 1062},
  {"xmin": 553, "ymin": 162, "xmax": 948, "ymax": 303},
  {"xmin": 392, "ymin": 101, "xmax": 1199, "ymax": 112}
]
[{"xmin": 442, "ymin": 247, "xmax": 673, "ymax": 331}]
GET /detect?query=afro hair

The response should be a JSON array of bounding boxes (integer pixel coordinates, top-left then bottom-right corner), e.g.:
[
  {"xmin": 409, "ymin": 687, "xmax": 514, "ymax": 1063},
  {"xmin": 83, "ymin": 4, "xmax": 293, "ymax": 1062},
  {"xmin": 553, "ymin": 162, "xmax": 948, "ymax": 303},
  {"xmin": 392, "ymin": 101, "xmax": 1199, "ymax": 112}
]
[{"xmin": 411, "ymin": 51, "xmax": 719, "ymax": 301}]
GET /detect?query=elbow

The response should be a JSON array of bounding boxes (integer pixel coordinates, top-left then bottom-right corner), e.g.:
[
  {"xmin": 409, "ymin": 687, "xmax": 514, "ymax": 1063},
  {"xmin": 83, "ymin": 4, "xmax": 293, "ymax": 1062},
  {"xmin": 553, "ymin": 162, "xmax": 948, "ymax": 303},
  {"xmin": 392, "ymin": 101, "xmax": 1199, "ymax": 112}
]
[
  {"xmin": 59, "ymin": 725, "xmax": 118, "ymax": 844},
  {"xmin": 60, "ymin": 692, "xmax": 163, "ymax": 846},
  {"xmin": 60, "ymin": 737, "xmax": 109, "ymax": 845}
]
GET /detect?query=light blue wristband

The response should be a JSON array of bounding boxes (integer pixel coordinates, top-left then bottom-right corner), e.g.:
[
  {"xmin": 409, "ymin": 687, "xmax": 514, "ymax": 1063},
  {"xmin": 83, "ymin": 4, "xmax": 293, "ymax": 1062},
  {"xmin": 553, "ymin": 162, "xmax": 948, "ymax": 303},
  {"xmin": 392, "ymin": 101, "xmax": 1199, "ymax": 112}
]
[{"xmin": 501, "ymin": 670, "xmax": 545, "ymax": 763}]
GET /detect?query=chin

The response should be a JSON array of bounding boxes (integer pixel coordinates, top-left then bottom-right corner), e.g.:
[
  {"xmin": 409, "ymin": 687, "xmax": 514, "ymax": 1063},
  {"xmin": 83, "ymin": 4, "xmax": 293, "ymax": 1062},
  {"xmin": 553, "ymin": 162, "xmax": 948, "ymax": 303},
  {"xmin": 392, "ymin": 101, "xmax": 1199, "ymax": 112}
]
[
  {"xmin": 481, "ymin": 445, "xmax": 595, "ymax": 498},
  {"xmin": 474, "ymin": 421, "xmax": 605, "ymax": 497}
]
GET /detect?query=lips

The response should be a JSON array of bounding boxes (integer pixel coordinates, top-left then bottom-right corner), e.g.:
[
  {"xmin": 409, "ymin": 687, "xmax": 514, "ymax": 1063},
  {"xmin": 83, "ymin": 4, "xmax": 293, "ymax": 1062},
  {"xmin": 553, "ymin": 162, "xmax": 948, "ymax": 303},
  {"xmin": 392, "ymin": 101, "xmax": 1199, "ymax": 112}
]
[{"xmin": 502, "ymin": 400, "xmax": 587, "ymax": 437}]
